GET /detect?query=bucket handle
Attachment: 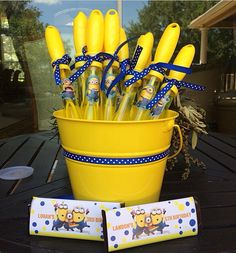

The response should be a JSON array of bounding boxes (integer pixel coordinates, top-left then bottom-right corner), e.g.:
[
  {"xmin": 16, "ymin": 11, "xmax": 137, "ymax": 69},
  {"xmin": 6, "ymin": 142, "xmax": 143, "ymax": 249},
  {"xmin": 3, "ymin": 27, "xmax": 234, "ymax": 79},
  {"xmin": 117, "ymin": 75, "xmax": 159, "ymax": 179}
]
[{"xmin": 168, "ymin": 124, "xmax": 183, "ymax": 160}]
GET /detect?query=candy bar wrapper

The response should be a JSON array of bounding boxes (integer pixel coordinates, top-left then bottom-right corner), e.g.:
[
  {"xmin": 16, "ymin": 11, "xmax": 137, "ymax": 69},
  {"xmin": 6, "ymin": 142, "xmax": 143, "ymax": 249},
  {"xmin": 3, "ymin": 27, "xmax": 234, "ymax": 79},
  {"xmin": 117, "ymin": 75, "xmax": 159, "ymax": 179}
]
[
  {"xmin": 102, "ymin": 197, "xmax": 200, "ymax": 251},
  {"xmin": 29, "ymin": 197, "xmax": 122, "ymax": 241}
]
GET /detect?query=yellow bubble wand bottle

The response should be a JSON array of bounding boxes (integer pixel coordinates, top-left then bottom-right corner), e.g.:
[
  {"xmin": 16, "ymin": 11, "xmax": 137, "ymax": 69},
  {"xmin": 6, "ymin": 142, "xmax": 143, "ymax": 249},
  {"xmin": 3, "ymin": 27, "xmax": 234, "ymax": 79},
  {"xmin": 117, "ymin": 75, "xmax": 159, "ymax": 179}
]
[
  {"xmin": 114, "ymin": 32, "xmax": 154, "ymax": 121},
  {"xmin": 117, "ymin": 28, "xmax": 129, "ymax": 98},
  {"xmin": 84, "ymin": 10, "xmax": 104, "ymax": 120},
  {"xmin": 45, "ymin": 26, "xmax": 80, "ymax": 118},
  {"xmin": 103, "ymin": 9, "xmax": 120, "ymax": 120},
  {"xmin": 73, "ymin": 11, "xmax": 87, "ymax": 109},
  {"xmin": 133, "ymin": 23, "xmax": 180, "ymax": 121},
  {"xmin": 150, "ymin": 44, "xmax": 195, "ymax": 119},
  {"xmin": 131, "ymin": 53, "xmax": 152, "ymax": 118}
]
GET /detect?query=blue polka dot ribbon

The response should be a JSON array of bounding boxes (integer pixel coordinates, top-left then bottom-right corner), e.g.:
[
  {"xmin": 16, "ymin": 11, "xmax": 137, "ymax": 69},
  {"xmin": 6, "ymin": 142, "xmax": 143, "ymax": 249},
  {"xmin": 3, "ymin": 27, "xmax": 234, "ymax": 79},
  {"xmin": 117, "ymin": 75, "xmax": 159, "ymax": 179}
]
[
  {"xmin": 51, "ymin": 48, "xmax": 119, "ymax": 86},
  {"xmin": 69, "ymin": 51, "xmax": 116, "ymax": 83},
  {"xmin": 51, "ymin": 54, "xmax": 71, "ymax": 85},
  {"xmin": 101, "ymin": 36, "xmax": 139, "ymax": 94},
  {"xmin": 106, "ymin": 58, "xmax": 130, "ymax": 96},
  {"xmin": 130, "ymin": 45, "xmax": 143, "ymax": 69},
  {"xmin": 124, "ymin": 62, "xmax": 192, "ymax": 87},
  {"xmin": 63, "ymin": 148, "xmax": 169, "ymax": 165},
  {"xmin": 146, "ymin": 78, "xmax": 206, "ymax": 109}
]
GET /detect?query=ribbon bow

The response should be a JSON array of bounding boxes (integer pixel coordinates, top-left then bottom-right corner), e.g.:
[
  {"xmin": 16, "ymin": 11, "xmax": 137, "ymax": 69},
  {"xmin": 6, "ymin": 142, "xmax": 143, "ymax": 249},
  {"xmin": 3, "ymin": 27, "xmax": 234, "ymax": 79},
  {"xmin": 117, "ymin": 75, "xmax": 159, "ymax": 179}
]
[
  {"xmin": 101, "ymin": 36, "xmax": 139, "ymax": 95},
  {"xmin": 146, "ymin": 78, "xmax": 206, "ymax": 109},
  {"xmin": 124, "ymin": 62, "xmax": 192, "ymax": 87},
  {"xmin": 69, "ymin": 48, "xmax": 118, "ymax": 84},
  {"xmin": 105, "ymin": 58, "xmax": 130, "ymax": 95},
  {"xmin": 51, "ymin": 54, "xmax": 71, "ymax": 85}
]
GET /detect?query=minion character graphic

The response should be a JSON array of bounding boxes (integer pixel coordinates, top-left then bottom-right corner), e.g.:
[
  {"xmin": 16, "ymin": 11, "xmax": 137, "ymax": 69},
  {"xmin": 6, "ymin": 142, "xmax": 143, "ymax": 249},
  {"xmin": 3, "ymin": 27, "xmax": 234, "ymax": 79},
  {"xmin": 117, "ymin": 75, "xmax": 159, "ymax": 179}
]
[
  {"xmin": 136, "ymin": 85, "xmax": 155, "ymax": 108},
  {"xmin": 131, "ymin": 208, "xmax": 146, "ymax": 239},
  {"xmin": 150, "ymin": 208, "xmax": 169, "ymax": 234},
  {"xmin": 52, "ymin": 203, "xmax": 68, "ymax": 231},
  {"xmin": 105, "ymin": 74, "xmax": 118, "ymax": 98},
  {"xmin": 151, "ymin": 96, "xmax": 170, "ymax": 117},
  {"xmin": 64, "ymin": 210, "xmax": 76, "ymax": 231},
  {"xmin": 72, "ymin": 207, "xmax": 90, "ymax": 233},
  {"xmin": 86, "ymin": 75, "xmax": 100, "ymax": 103},
  {"xmin": 61, "ymin": 78, "xmax": 76, "ymax": 101},
  {"xmin": 143, "ymin": 213, "xmax": 155, "ymax": 236}
]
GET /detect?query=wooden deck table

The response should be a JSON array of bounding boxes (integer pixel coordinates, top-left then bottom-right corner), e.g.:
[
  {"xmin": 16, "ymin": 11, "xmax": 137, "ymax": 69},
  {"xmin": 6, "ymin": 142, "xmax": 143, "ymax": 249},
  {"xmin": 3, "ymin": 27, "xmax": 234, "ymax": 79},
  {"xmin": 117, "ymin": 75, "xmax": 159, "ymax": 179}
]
[{"xmin": 0, "ymin": 131, "xmax": 236, "ymax": 252}]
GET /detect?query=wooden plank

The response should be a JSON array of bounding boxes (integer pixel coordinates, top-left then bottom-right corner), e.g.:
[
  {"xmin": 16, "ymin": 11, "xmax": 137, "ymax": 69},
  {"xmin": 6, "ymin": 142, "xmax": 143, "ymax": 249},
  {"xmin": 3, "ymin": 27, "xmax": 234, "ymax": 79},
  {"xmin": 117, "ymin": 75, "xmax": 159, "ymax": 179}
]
[
  {"xmin": 202, "ymin": 206, "xmax": 236, "ymax": 229},
  {"xmin": 0, "ymin": 137, "xmax": 44, "ymax": 198},
  {"xmin": 162, "ymin": 179, "xmax": 236, "ymax": 195},
  {"xmin": 200, "ymin": 134, "xmax": 236, "ymax": 159},
  {"xmin": 161, "ymin": 192, "xmax": 236, "ymax": 209},
  {"xmin": 0, "ymin": 178, "xmax": 70, "ymax": 211},
  {"xmin": 163, "ymin": 154, "xmax": 218, "ymax": 183},
  {"xmin": 34, "ymin": 131, "xmax": 59, "ymax": 143},
  {"xmin": 2, "ymin": 138, "xmax": 44, "ymax": 168},
  {"xmin": 189, "ymin": 148, "xmax": 236, "ymax": 180},
  {"xmin": 14, "ymin": 140, "xmax": 60, "ymax": 194},
  {"xmin": 165, "ymin": 147, "xmax": 235, "ymax": 183},
  {"xmin": 0, "ymin": 140, "xmax": 6, "ymax": 147},
  {"xmin": 164, "ymin": 161, "xmax": 233, "ymax": 182},
  {"xmin": 0, "ymin": 135, "xmax": 29, "ymax": 168},
  {"xmin": 196, "ymin": 138, "xmax": 236, "ymax": 173},
  {"xmin": 209, "ymin": 132, "xmax": 236, "ymax": 148},
  {"xmin": 0, "ymin": 184, "xmax": 72, "ymax": 220},
  {"xmin": 52, "ymin": 148, "xmax": 68, "ymax": 181},
  {"xmin": 0, "ymin": 216, "xmax": 235, "ymax": 253},
  {"xmin": 0, "ymin": 239, "xmax": 33, "ymax": 253}
]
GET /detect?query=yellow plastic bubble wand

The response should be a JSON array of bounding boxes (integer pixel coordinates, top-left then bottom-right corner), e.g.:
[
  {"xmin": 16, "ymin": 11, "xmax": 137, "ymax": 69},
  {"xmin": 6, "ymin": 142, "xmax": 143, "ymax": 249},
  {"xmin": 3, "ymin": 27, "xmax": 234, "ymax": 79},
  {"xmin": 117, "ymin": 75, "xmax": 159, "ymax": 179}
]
[
  {"xmin": 103, "ymin": 28, "xmax": 130, "ymax": 116},
  {"xmin": 84, "ymin": 10, "xmax": 104, "ymax": 120},
  {"xmin": 149, "ymin": 44, "xmax": 195, "ymax": 119},
  {"xmin": 73, "ymin": 11, "xmax": 87, "ymax": 110},
  {"xmin": 133, "ymin": 23, "xmax": 180, "ymax": 121},
  {"xmin": 117, "ymin": 28, "xmax": 130, "ymax": 98},
  {"xmin": 45, "ymin": 25, "xmax": 80, "ymax": 119},
  {"xmin": 103, "ymin": 9, "xmax": 120, "ymax": 120},
  {"xmin": 114, "ymin": 32, "xmax": 154, "ymax": 121}
]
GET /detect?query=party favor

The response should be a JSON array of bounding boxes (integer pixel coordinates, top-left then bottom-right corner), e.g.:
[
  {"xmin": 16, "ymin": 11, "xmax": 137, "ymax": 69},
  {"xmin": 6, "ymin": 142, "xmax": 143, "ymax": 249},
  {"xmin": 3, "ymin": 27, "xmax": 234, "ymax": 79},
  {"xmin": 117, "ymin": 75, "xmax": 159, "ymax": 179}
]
[
  {"xmin": 102, "ymin": 197, "xmax": 200, "ymax": 251},
  {"xmin": 29, "ymin": 197, "xmax": 122, "ymax": 241}
]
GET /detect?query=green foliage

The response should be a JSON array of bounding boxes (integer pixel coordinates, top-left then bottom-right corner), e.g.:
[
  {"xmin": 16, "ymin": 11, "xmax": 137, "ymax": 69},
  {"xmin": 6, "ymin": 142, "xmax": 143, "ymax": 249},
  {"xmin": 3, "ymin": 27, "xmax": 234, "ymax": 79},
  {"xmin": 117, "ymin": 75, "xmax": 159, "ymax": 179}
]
[
  {"xmin": 0, "ymin": 1, "xmax": 45, "ymax": 72},
  {"xmin": 0, "ymin": 1, "xmax": 44, "ymax": 40},
  {"xmin": 126, "ymin": 0, "xmax": 235, "ymax": 66}
]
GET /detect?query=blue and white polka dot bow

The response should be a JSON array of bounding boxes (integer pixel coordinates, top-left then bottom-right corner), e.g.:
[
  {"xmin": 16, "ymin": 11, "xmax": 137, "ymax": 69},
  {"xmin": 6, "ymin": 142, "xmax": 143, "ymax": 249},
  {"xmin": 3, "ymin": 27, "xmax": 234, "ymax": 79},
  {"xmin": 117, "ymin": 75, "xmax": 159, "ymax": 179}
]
[
  {"xmin": 51, "ymin": 54, "xmax": 71, "ymax": 85},
  {"xmin": 105, "ymin": 44, "xmax": 143, "ymax": 92},
  {"xmin": 69, "ymin": 51, "xmax": 116, "ymax": 83},
  {"xmin": 146, "ymin": 78, "xmax": 206, "ymax": 109},
  {"xmin": 105, "ymin": 58, "xmax": 130, "ymax": 96},
  {"xmin": 51, "ymin": 48, "xmax": 118, "ymax": 85},
  {"xmin": 101, "ymin": 36, "xmax": 139, "ymax": 95},
  {"xmin": 124, "ymin": 62, "xmax": 192, "ymax": 87}
]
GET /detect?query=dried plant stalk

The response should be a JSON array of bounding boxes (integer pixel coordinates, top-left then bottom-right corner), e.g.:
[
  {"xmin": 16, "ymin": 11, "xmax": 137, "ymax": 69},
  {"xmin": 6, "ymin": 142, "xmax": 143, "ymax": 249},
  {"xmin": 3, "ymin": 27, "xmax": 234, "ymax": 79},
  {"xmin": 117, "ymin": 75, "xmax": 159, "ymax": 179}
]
[{"xmin": 167, "ymin": 92, "xmax": 207, "ymax": 179}]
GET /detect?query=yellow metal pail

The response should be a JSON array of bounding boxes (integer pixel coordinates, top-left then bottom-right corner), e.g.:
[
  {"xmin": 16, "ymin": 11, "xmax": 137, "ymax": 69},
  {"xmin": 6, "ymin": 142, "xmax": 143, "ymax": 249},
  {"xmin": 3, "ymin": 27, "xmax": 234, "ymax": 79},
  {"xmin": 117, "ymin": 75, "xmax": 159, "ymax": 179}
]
[{"xmin": 53, "ymin": 109, "xmax": 182, "ymax": 206}]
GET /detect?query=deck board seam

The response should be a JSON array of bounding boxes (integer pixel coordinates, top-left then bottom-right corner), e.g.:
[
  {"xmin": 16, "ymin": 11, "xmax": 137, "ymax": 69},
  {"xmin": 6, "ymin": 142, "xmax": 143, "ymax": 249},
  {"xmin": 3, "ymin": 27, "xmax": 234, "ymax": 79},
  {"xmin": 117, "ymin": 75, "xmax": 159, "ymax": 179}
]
[
  {"xmin": 208, "ymin": 133, "xmax": 236, "ymax": 148},
  {"xmin": 199, "ymin": 136, "xmax": 236, "ymax": 159},
  {"xmin": 195, "ymin": 145, "xmax": 236, "ymax": 174},
  {"xmin": 0, "ymin": 137, "xmax": 30, "ymax": 169},
  {"xmin": 46, "ymin": 145, "xmax": 62, "ymax": 183}
]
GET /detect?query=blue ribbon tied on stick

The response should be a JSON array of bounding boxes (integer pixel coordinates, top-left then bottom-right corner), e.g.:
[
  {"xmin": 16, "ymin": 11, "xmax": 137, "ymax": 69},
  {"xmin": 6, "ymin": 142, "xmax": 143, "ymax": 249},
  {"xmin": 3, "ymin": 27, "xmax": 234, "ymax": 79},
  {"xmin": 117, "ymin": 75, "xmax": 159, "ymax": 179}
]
[
  {"xmin": 146, "ymin": 77, "xmax": 206, "ymax": 109},
  {"xmin": 51, "ymin": 37, "xmax": 206, "ymax": 107},
  {"xmin": 51, "ymin": 48, "xmax": 119, "ymax": 85},
  {"xmin": 51, "ymin": 54, "xmax": 71, "ymax": 85}
]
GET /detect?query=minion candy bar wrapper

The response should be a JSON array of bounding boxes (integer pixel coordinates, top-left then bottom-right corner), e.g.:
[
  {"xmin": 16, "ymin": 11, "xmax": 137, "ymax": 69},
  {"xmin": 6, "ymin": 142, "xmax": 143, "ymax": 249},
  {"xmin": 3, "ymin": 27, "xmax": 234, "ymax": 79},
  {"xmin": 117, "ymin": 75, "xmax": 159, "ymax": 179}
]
[
  {"xmin": 102, "ymin": 197, "xmax": 200, "ymax": 252},
  {"xmin": 29, "ymin": 197, "xmax": 122, "ymax": 241}
]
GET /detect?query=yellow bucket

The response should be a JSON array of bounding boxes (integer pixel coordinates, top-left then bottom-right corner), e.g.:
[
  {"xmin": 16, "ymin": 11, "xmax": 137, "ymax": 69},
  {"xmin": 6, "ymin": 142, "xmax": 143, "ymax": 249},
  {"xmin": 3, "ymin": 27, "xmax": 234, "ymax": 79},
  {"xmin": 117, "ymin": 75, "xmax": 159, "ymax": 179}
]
[{"xmin": 53, "ymin": 109, "xmax": 183, "ymax": 206}]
